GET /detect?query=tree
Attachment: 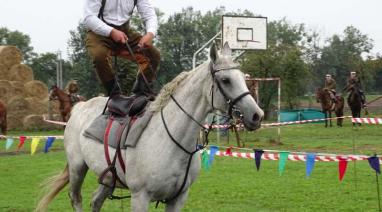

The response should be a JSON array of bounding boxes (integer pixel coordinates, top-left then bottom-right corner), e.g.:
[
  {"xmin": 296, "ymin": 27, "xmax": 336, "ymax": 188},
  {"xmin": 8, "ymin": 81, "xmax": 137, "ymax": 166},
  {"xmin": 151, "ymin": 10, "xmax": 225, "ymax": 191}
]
[
  {"xmin": 0, "ymin": 27, "xmax": 36, "ymax": 62},
  {"xmin": 315, "ymin": 26, "xmax": 374, "ymax": 90},
  {"xmin": 29, "ymin": 52, "xmax": 72, "ymax": 87},
  {"xmin": 241, "ymin": 19, "xmax": 311, "ymax": 116}
]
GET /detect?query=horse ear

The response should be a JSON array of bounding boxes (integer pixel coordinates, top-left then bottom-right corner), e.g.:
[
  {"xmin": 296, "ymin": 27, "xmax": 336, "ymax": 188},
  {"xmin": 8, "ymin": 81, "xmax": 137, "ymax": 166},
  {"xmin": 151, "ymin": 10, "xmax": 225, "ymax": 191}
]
[
  {"xmin": 210, "ymin": 43, "xmax": 219, "ymax": 63},
  {"xmin": 222, "ymin": 42, "xmax": 232, "ymax": 56}
]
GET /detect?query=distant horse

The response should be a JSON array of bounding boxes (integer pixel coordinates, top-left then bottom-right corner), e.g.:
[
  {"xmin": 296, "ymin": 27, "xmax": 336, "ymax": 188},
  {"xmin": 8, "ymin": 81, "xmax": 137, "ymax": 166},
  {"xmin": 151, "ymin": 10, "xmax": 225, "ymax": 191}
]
[
  {"xmin": 316, "ymin": 88, "xmax": 344, "ymax": 127},
  {"xmin": 0, "ymin": 100, "xmax": 6, "ymax": 135},
  {"xmin": 36, "ymin": 43, "xmax": 264, "ymax": 212},
  {"xmin": 346, "ymin": 86, "xmax": 363, "ymax": 121},
  {"xmin": 49, "ymin": 85, "xmax": 85, "ymax": 122}
]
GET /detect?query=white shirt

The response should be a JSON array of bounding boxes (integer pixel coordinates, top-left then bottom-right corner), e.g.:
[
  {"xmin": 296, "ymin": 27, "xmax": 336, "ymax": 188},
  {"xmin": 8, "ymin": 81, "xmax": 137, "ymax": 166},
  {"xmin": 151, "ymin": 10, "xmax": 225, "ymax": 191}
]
[{"xmin": 83, "ymin": 0, "xmax": 158, "ymax": 37}]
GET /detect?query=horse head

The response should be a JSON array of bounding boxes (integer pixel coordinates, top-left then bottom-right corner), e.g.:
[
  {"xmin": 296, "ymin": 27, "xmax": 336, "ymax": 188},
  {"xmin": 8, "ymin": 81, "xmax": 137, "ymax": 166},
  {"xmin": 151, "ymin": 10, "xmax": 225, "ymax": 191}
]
[{"xmin": 208, "ymin": 42, "xmax": 264, "ymax": 130}]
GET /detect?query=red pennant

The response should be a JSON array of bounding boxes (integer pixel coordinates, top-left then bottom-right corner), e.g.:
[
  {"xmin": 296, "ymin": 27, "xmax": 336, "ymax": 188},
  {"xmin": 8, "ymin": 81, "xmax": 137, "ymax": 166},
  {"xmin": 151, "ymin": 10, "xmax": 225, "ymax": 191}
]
[
  {"xmin": 338, "ymin": 159, "xmax": 348, "ymax": 181},
  {"xmin": 17, "ymin": 136, "xmax": 26, "ymax": 152},
  {"xmin": 225, "ymin": 147, "xmax": 232, "ymax": 156}
]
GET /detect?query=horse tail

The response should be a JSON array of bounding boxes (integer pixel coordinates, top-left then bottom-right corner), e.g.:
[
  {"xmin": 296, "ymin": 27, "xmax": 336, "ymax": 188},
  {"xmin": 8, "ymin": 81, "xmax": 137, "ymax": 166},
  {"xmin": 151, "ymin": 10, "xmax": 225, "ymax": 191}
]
[{"xmin": 35, "ymin": 164, "xmax": 69, "ymax": 212}]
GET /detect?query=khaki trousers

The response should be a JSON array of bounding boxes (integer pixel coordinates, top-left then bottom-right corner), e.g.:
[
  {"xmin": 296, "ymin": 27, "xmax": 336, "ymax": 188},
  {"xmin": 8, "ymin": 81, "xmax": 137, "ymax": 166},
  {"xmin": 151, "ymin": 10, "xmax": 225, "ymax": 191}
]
[{"xmin": 86, "ymin": 26, "xmax": 160, "ymax": 86}]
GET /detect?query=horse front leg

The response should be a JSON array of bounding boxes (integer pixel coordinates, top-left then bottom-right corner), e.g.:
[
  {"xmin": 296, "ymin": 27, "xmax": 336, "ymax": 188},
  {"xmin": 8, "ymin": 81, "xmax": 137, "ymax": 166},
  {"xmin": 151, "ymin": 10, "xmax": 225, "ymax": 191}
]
[
  {"xmin": 165, "ymin": 190, "xmax": 189, "ymax": 212},
  {"xmin": 131, "ymin": 191, "xmax": 150, "ymax": 212},
  {"xmin": 329, "ymin": 111, "xmax": 332, "ymax": 127},
  {"xmin": 324, "ymin": 112, "xmax": 328, "ymax": 128}
]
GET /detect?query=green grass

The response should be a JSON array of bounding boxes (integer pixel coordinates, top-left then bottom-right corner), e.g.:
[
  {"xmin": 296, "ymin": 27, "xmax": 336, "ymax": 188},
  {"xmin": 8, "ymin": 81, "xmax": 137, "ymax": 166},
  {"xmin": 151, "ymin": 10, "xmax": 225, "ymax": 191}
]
[{"xmin": 0, "ymin": 121, "xmax": 381, "ymax": 211}]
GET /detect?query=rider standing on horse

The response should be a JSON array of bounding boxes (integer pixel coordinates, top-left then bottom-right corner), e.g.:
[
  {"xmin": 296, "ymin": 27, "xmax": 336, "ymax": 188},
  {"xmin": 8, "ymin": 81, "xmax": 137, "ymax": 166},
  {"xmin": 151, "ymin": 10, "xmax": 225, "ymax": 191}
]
[
  {"xmin": 344, "ymin": 71, "xmax": 367, "ymax": 108},
  {"xmin": 83, "ymin": 0, "xmax": 160, "ymax": 104},
  {"xmin": 324, "ymin": 74, "xmax": 337, "ymax": 105}
]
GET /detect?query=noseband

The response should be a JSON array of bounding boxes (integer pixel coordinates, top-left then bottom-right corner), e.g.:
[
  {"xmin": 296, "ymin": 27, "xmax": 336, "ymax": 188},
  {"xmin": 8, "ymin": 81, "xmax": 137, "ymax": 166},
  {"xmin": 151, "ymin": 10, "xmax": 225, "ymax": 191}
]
[{"xmin": 210, "ymin": 62, "xmax": 251, "ymax": 118}]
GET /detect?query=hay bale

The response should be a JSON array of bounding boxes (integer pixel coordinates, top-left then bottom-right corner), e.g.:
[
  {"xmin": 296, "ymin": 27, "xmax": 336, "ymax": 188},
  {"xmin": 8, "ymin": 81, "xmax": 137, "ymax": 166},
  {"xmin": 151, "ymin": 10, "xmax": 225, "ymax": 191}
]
[
  {"xmin": 23, "ymin": 114, "xmax": 54, "ymax": 130},
  {"xmin": 0, "ymin": 63, "xmax": 10, "ymax": 80},
  {"xmin": 0, "ymin": 46, "xmax": 23, "ymax": 69},
  {"xmin": 6, "ymin": 114, "xmax": 24, "ymax": 130},
  {"xmin": 25, "ymin": 97, "xmax": 48, "ymax": 115},
  {"xmin": 9, "ymin": 64, "xmax": 33, "ymax": 83},
  {"xmin": 0, "ymin": 80, "xmax": 12, "ymax": 103},
  {"xmin": 7, "ymin": 96, "xmax": 30, "ymax": 113},
  {"xmin": 24, "ymin": 80, "xmax": 48, "ymax": 99},
  {"xmin": 10, "ymin": 81, "xmax": 26, "ymax": 97}
]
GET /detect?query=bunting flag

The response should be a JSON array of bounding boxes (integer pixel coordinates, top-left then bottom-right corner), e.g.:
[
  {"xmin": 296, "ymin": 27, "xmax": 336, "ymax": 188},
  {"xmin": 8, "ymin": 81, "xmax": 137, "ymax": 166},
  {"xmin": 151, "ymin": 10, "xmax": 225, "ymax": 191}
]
[
  {"xmin": 209, "ymin": 146, "xmax": 218, "ymax": 166},
  {"xmin": 368, "ymin": 156, "xmax": 381, "ymax": 174},
  {"xmin": 17, "ymin": 136, "xmax": 26, "ymax": 152},
  {"xmin": 339, "ymin": 159, "xmax": 348, "ymax": 181},
  {"xmin": 279, "ymin": 151, "xmax": 290, "ymax": 176},
  {"xmin": 201, "ymin": 150, "xmax": 209, "ymax": 170},
  {"xmin": 306, "ymin": 153, "xmax": 316, "ymax": 178},
  {"xmin": 225, "ymin": 147, "xmax": 232, "ymax": 156},
  {"xmin": 5, "ymin": 138, "xmax": 14, "ymax": 150},
  {"xmin": 44, "ymin": 137, "xmax": 56, "ymax": 153},
  {"xmin": 31, "ymin": 138, "xmax": 40, "ymax": 155},
  {"xmin": 254, "ymin": 149, "xmax": 264, "ymax": 171}
]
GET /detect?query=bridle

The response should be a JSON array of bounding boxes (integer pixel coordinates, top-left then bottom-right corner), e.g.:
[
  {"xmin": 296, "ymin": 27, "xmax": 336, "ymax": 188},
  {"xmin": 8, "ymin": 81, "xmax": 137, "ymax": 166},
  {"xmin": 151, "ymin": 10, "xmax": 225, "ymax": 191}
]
[
  {"xmin": 209, "ymin": 62, "xmax": 252, "ymax": 118},
  {"xmin": 158, "ymin": 60, "xmax": 252, "ymax": 205}
]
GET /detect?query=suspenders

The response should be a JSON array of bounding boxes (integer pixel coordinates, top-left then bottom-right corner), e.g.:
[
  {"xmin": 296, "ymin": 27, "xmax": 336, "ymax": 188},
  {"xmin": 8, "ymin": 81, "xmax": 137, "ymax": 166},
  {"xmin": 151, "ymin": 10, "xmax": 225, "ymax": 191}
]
[{"xmin": 98, "ymin": 0, "xmax": 138, "ymax": 22}]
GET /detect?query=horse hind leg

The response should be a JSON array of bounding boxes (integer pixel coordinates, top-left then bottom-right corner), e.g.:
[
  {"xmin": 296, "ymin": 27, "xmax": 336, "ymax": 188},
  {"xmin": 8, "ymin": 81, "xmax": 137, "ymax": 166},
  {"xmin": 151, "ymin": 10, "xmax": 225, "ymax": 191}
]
[
  {"xmin": 68, "ymin": 161, "xmax": 89, "ymax": 212},
  {"xmin": 131, "ymin": 191, "xmax": 150, "ymax": 212}
]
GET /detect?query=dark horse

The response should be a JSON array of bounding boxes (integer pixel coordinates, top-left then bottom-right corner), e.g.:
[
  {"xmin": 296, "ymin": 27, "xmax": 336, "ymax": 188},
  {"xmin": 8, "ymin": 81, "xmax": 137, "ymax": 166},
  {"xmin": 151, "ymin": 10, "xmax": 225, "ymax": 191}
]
[
  {"xmin": 346, "ymin": 85, "xmax": 363, "ymax": 120},
  {"xmin": 0, "ymin": 100, "xmax": 6, "ymax": 135},
  {"xmin": 49, "ymin": 85, "xmax": 85, "ymax": 122},
  {"xmin": 316, "ymin": 88, "xmax": 345, "ymax": 127}
]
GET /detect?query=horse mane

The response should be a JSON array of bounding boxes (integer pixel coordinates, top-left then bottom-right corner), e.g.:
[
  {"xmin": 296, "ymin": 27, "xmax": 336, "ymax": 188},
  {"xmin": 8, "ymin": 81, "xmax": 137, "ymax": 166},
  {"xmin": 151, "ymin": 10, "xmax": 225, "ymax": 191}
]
[{"xmin": 149, "ymin": 62, "xmax": 208, "ymax": 112}]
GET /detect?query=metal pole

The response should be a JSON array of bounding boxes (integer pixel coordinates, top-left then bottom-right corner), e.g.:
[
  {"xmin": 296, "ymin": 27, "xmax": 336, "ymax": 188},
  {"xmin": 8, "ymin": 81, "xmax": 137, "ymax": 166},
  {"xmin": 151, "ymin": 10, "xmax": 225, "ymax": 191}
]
[
  {"xmin": 278, "ymin": 79, "xmax": 281, "ymax": 142},
  {"xmin": 192, "ymin": 32, "xmax": 221, "ymax": 70},
  {"xmin": 56, "ymin": 51, "xmax": 59, "ymax": 87}
]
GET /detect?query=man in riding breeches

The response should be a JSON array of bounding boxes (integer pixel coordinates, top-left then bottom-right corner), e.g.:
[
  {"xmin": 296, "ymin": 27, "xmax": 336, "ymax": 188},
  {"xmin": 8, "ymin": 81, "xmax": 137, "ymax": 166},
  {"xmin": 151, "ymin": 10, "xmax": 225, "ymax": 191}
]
[
  {"xmin": 324, "ymin": 74, "xmax": 337, "ymax": 103},
  {"xmin": 83, "ymin": 0, "xmax": 160, "ymax": 100}
]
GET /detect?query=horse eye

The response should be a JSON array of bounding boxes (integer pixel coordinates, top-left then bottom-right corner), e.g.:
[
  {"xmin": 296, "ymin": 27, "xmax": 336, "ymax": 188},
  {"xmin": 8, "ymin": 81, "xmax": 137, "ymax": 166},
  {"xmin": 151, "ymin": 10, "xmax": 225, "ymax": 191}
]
[{"xmin": 221, "ymin": 78, "xmax": 231, "ymax": 85}]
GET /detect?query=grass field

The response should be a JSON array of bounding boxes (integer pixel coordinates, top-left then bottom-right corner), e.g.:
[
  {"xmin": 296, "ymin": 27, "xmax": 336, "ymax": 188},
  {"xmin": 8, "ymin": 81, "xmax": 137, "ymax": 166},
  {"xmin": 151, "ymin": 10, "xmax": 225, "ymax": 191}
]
[{"xmin": 0, "ymin": 119, "xmax": 381, "ymax": 211}]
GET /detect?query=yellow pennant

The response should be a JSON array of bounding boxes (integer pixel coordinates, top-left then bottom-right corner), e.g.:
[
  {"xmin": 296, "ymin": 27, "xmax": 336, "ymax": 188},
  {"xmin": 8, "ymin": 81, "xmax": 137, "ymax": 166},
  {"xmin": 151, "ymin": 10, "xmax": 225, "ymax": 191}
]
[{"xmin": 31, "ymin": 138, "xmax": 40, "ymax": 155}]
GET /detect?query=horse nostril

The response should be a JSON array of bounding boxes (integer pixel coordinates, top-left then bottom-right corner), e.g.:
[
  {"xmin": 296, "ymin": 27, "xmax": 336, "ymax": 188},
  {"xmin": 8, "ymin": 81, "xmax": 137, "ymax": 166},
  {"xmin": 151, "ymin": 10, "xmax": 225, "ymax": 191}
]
[{"xmin": 252, "ymin": 113, "xmax": 260, "ymax": 122}]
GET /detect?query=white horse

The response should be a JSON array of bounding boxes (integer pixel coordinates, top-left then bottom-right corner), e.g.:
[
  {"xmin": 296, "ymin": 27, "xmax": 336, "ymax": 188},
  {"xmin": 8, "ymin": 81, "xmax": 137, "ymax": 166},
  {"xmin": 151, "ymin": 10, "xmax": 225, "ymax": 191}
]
[{"xmin": 36, "ymin": 43, "xmax": 264, "ymax": 212}]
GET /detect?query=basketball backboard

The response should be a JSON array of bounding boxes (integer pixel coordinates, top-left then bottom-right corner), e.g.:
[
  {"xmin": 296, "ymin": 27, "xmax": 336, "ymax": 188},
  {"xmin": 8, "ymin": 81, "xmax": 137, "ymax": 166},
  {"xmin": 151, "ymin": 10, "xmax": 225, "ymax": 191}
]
[{"xmin": 222, "ymin": 15, "xmax": 267, "ymax": 50}]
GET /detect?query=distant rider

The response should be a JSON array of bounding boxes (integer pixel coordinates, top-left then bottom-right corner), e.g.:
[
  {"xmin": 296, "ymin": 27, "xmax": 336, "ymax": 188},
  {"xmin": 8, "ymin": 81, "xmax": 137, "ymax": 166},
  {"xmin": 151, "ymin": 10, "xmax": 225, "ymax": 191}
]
[
  {"xmin": 324, "ymin": 74, "xmax": 337, "ymax": 104},
  {"xmin": 344, "ymin": 71, "xmax": 367, "ymax": 108}
]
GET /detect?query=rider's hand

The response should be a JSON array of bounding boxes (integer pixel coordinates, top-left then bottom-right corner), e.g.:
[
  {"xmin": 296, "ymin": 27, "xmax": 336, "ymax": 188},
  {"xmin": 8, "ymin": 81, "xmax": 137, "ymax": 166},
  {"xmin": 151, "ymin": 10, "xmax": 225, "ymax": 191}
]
[
  {"xmin": 110, "ymin": 29, "xmax": 128, "ymax": 44},
  {"xmin": 138, "ymin": 32, "xmax": 154, "ymax": 48}
]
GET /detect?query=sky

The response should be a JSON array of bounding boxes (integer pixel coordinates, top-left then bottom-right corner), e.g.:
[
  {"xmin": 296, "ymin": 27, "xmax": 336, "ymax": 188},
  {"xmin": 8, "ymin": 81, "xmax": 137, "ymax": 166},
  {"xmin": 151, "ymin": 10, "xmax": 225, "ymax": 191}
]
[{"xmin": 1, "ymin": 0, "xmax": 381, "ymax": 59}]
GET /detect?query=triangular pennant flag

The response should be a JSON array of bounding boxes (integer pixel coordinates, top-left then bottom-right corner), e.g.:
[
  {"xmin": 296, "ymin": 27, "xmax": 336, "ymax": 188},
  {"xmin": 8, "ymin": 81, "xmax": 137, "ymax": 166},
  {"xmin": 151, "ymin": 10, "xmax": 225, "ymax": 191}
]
[
  {"xmin": 254, "ymin": 149, "xmax": 264, "ymax": 171},
  {"xmin": 17, "ymin": 136, "xmax": 26, "ymax": 152},
  {"xmin": 5, "ymin": 138, "xmax": 14, "ymax": 150},
  {"xmin": 31, "ymin": 138, "xmax": 40, "ymax": 155},
  {"xmin": 44, "ymin": 137, "xmax": 56, "ymax": 153},
  {"xmin": 201, "ymin": 150, "xmax": 209, "ymax": 171},
  {"xmin": 339, "ymin": 159, "xmax": 348, "ymax": 181},
  {"xmin": 279, "ymin": 151, "xmax": 290, "ymax": 176},
  {"xmin": 368, "ymin": 156, "xmax": 381, "ymax": 174},
  {"xmin": 306, "ymin": 153, "xmax": 316, "ymax": 178},
  {"xmin": 208, "ymin": 146, "xmax": 218, "ymax": 166},
  {"xmin": 225, "ymin": 146, "xmax": 232, "ymax": 156}
]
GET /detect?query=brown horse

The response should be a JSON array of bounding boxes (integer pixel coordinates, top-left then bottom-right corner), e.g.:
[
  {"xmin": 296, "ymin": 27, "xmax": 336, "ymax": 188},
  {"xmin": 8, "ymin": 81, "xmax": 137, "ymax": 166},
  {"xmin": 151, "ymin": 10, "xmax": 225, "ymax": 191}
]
[
  {"xmin": 0, "ymin": 100, "xmax": 6, "ymax": 135},
  {"xmin": 49, "ymin": 85, "xmax": 85, "ymax": 122},
  {"xmin": 315, "ymin": 88, "xmax": 345, "ymax": 127},
  {"xmin": 346, "ymin": 86, "xmax": 364, "ymax": 125}
]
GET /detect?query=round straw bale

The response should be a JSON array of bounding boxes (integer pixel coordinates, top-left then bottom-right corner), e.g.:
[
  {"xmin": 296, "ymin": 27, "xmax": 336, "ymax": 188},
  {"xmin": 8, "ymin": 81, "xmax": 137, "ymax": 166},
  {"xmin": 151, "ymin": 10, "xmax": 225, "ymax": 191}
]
[
  {"xmin": 25, "ymin": 97, "xmax": 49, "ymax": 115},
  {"xmin": 6, "ymin": 114, "xmax": 24, "ymax": 130},
  {"xmin": 9, "ymin": 81, "xmax": 26, "ymax": 97},
  {"xmin": 0, "ymin": 63, "xmax": 10, "ymax": 80},
  {"xmin": 0, "ymin": 46, "xmax": 23, "ymax": 69},
  {"xmin": 0, "ymin": 80, "xmax": 12, "ymax": 103},
  {"xmin": 24, "ymin": 80, "xmax": 48, "ymax": 99},
  {"xmin": 23, "ymin": 114, "xmax": 53, "ymax": 130},
  {"xmin": 9, "ymin": 64, "xmax": 33, "ymax": 83},
  {"xmin": 7, "ymin": 96, "xmax": 30, "ymax": 113}
]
